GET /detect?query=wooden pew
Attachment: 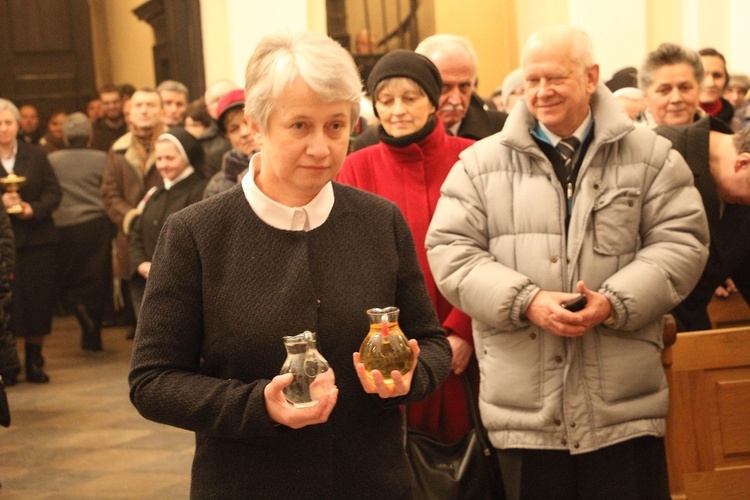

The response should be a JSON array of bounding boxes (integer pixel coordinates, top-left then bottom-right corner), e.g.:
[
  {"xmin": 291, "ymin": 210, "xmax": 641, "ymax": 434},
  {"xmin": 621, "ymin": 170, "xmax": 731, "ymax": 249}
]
[
  {"xmin": 707, "ymin": 291, "xmax": 750, "ymax": 329},
  {"xmin": 663, "ymin": 325, "xmax": 750, "ymax": 499}
]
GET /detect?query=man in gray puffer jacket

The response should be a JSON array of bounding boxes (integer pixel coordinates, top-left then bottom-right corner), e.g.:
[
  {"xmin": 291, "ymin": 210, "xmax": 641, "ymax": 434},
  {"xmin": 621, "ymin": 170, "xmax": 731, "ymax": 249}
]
[{"xmin": 426, "ymin": 26, "xmax": 709, "ymax": 499}]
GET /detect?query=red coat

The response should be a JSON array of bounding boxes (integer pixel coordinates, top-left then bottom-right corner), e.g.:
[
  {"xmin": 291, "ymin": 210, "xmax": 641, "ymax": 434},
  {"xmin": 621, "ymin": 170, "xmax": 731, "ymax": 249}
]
[{"xmin": 338, "ymin": 120, "xmax": 476, "ymax": 443}]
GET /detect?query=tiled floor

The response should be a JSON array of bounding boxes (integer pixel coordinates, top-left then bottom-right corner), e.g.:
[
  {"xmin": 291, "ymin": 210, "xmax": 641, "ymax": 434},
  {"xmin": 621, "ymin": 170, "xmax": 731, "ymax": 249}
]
[{"xmin": 0, "ymin": 315, "xmax": 194, "ymax": 499}]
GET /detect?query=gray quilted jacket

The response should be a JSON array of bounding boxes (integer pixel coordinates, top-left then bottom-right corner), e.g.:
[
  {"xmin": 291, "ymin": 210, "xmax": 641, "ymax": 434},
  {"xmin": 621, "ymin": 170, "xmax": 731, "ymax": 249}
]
[{"xmin": 426, "ymin": 85, "xmax": 709, "ymax": 454}]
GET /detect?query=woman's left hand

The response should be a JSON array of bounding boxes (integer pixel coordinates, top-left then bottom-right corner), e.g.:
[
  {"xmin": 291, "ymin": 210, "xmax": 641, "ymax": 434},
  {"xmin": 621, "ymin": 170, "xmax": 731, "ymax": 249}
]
[
  {"xmin": 352, "ymin": 338, "xmax": 420, "ymax": 398},
  {"xmin": 264, "ymin": 371, "xmax": 338, "ymax": 429}
]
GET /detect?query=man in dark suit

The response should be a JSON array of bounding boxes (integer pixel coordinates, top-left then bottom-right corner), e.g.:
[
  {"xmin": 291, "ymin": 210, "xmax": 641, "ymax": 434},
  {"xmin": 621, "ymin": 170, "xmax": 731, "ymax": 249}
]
[
  {"xmin": 351, "ymin": 34, "xmax": 507, "ymax": 151},
  {"xmin": 656, "ymin": 116, "xmax": 750, "ymax": 331}
]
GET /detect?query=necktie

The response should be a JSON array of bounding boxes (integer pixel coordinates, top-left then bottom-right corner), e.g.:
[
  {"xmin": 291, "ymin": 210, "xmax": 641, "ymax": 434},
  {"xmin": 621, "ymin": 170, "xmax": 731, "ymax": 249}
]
[{"xmin": 556, "ymin": 136, "xmax": 580, "ymax": 178}]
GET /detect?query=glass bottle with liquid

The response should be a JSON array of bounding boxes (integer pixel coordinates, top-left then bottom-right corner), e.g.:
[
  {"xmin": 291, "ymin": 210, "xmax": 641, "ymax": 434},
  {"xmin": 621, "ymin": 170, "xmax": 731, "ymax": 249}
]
[
  {"xmin": 358, "ymin": 307, "xmax": 414, "ymax": 386},
  {"xmin": 280, "ymin": 330, "xmax": 333, "ymax": 408}
]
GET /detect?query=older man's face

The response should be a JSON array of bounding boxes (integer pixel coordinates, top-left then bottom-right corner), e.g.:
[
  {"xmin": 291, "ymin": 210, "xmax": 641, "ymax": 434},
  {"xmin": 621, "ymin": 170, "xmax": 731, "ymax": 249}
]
[
  {"xmin": 523, "ymin": 41, "xmax": 598, "ymax": 137},
  {"xmin": 429, "ymin": 51, "xmax": 475, "ymax": 128}
]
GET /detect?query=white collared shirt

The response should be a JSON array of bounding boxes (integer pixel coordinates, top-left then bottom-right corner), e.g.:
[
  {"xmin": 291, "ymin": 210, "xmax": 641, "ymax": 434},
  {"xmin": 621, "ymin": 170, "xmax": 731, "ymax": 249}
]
[
  {"xmin": 241, "ymin": 153, "xmax": 334, "ymax": 231},
  {"xmin": 163, "ymin": 166, "xmax": 195, "ymax": 190},
  {"xmin": 539, "ymin": 108, "xmax": 593, "ymax": 147},
  {"xmin": 0, "ymin": 140, "xmax": 18, "ymax": 174}
]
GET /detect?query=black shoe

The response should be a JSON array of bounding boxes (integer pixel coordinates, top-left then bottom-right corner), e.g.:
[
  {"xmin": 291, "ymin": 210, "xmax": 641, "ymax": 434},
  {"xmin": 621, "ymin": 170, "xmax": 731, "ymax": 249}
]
[
  {"xmin": 1, "ymin": 373, "xmax": 17, "ymax": 386},
  {"xmin": 25, "ymin": 344, "xmax": 50, "ymax": 383},
  {"xmin": 26, "ymin": 360, "xmax": 49, "ymax": 383},
  {"xmin": 82, "ymin": 333, "xmax": 103, "ymax": 351}
]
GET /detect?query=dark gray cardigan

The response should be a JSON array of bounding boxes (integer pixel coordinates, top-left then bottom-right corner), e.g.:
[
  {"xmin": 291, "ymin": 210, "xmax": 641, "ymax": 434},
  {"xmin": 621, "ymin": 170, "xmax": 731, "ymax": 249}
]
[{"xmin": 129, "ymin": 183, "xmax": 451, "ymax": 499}]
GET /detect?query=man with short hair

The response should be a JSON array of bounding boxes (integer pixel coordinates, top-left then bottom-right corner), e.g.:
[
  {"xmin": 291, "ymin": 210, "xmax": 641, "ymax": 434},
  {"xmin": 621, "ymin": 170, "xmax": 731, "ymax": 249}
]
[
  {"xmin": 352, "ymin": 35, "xmax": 506, "ymax": 151},
  {"xmin": 156, "ymin": 80, "xmax": 188, "ymax": 127},
  {"xmin": 426, "ymin": 26, "xmax": 709, "ymax": 498},
  {"xmin": 91, "ymin": 84, "xmax": 127, "ymax": 152},
  {"xmin": 101, "ymin": 88, "xmax": 166, "ymax": 338},
  {"xmin": 656, "ymin": 116, "xmax": 750, "ymax": 331},
  {"xmin": 50, "ymin": 113, "xmax": 111, "ymax": 351},
  {"xmin": 18, "ymin": 104, "xmax": 42, "ymax": 145}
]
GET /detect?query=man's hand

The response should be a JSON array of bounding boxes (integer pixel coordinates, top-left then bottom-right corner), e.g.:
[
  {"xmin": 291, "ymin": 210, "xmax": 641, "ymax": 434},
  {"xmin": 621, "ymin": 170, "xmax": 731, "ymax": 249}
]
[
  {"xmin": 714, "ymin": 278, "xmax": 736, "ymax": 298},
  {"xmin": 525, "ymin": 281, "xmax": 612, "ymax": 337},
  {"xmin": 264, "ymin": 371, "xmax": 338, "ymax": 429}
]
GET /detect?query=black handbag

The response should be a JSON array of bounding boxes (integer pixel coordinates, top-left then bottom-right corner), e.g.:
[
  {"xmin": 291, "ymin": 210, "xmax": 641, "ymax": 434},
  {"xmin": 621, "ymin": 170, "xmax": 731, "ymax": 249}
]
[
  {"xmin": 405, "ymin": 374, "xmax": 504, "ymax": 500},
  {"xmin": 0, "ymin": 376, "xmax": 10, "ymax": 427}
]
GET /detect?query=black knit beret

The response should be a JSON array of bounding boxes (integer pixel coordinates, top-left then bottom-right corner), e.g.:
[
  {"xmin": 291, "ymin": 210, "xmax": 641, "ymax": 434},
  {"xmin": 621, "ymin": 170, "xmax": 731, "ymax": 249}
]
[{"xmin": 367, "ymin": 49, "xmax": 442, "ymax": 117}]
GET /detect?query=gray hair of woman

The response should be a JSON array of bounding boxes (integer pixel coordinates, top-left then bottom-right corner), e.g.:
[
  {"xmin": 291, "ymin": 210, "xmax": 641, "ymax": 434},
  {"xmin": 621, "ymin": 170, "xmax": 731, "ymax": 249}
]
[
  {"xmin": 640, "ymin": 43, "xmax": 705, "ymax": 90},
  {"xmin": 244, "ymin": 31, "xmax": 363, "ymax": 131},
  {"xmin": 0, "ymin": 99, "xmax": 21, "ymax": 122}
]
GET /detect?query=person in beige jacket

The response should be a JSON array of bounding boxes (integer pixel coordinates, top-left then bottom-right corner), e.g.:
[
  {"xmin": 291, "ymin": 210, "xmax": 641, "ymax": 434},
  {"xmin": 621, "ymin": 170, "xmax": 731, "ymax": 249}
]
[{"xmin": 101, "ymin": 88, "xmax": 165, "ymax": 335}]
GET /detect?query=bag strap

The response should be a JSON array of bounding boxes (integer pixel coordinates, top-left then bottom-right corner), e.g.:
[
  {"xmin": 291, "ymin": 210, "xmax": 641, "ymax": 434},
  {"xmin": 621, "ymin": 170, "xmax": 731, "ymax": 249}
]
[{"xmin": 461, "ymin": 372, "xmax": 493, "ymax": 457}]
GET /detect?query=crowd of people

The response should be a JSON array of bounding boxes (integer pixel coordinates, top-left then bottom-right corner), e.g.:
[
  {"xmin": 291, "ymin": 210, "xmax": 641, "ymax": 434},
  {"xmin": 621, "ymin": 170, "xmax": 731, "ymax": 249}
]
[{"xmin": 0, "ymin": 24, "xmax": 749, "ymax": 499}]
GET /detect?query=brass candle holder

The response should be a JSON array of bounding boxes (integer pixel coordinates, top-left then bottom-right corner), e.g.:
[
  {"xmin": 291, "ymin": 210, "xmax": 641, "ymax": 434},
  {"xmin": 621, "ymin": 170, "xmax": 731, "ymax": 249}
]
[{"xmin": 0, "ymin": 173, "xmax": 27, "ymax": 214}]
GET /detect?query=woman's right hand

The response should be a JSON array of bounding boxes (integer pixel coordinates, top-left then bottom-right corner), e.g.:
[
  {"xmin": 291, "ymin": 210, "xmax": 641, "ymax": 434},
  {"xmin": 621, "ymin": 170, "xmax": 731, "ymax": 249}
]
[
  {"xmin": 2, "ymin": 192, "xmax": 20, "ymax": 209},
  {"xmin": 264, "ymin": 372, "xmax": 338, "ymax": 429},
  {"xmin": 138, "ymin": 261, "xmax": 152, "ymax": 279}
]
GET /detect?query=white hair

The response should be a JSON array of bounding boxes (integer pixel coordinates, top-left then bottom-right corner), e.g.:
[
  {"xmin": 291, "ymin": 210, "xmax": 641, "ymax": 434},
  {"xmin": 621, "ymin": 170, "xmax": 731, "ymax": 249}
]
[
  {"xmin": 521, "ymin": 26, "xmax": 596, "ymax": 70},
  {"xmin": 244, "ymin": 31, "xmax": 363, "ymax": 131},
  {"xmin": 416, "ymin": 34, "xmax": 479, "ymax": 79},
  {"xmin": 0, "ymin": 99, "xmax": 20, "ymax": 123}
]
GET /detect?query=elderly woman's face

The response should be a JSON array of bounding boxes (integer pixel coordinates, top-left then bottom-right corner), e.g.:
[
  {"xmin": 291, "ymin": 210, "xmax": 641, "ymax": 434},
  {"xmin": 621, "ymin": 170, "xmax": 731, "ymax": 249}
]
[
  {"xmin": 375, "ymin": 78, "xmax": 435, "ymax": 137},
  {"xmin": 155, "ymin": 141, "xmax": 189, "ymax": 182},
  {"xmin": 0, "ymin": 110, "xmax": 19, "ymax": 147},
  {"xmin": 252, "ymin": 79, "xmax": 351, "ymax": 207},
  {"xmin": 645, "ymin": 62, "xmax": 699, "ymax": 126}
]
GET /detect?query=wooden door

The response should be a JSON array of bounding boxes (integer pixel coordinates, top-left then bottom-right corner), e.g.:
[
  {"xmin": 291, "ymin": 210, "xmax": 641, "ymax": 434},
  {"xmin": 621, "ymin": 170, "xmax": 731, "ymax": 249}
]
[{"xmin": 0, "ymin": 0, "xmax": 96, "ymax": 121}]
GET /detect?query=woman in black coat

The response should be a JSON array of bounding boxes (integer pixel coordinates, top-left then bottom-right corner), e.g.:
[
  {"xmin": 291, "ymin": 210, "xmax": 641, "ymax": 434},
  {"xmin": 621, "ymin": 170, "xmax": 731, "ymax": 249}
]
[
  {"xmin": 128, "ymin": 127, "xmax": 206, "ymax": 319},
  {"xmin": 0, "ymin": 98, "xmax": 62, "ymax": 383},
  {"xmin": 129, "ymin": 32, "xmax": 451, "ymax": 499}
]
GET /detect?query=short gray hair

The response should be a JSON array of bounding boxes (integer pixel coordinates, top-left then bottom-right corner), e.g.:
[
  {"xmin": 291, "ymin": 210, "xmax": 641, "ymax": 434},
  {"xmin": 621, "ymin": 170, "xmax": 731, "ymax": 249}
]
[
  {"xmin": 640, "ymin": 43, "xmax": 704, "ymax": 90},
  {"xmin": 521, "ymin": 26, "xmax": 595, "ymax": 70},
  {"xmin": 0, "ymin": 99, "xmax": 20, "ymax": 123},
  {"xmin": 156, "ymin": 80, "xmax": 189, "ymax": 100},
  {"xmin": 244, "ymin": 31, "xmax": 363, "ymax": 131},
  {"xmin": 62, "ymin": 112, "xmax": 92, "ymax": 142},
  {"xmin": 416, "ymin": 34, "xmax": 479, "ymax": 79}
]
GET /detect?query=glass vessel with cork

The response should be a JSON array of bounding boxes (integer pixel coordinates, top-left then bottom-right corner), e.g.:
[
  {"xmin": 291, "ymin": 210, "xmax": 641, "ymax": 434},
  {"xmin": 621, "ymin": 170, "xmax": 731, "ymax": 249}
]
[
  {"xmin": 358, "ymin": 307, "xmax": 414, "ymax": 386},
  {"xmin": 280, "ymin": 330, "xmax": 334, "ymax": 408}
]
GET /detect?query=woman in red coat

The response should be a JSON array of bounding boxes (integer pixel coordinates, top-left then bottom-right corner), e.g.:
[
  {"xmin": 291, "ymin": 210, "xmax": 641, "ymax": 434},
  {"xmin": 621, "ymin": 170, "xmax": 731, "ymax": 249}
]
[{"xmin": 338, "ymin": 50, "xmax": 475, "ymax": 444}]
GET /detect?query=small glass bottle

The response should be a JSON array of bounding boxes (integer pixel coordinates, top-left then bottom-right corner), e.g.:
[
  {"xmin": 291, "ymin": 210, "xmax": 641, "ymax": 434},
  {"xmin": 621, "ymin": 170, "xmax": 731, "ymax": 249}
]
[
  {"xmin": 280, "ymin": 331, "xmax": 333, "ymax": 408},
  {"xmin": 358, "ymin": 307, "xmax": 414, "ymax": 386}
]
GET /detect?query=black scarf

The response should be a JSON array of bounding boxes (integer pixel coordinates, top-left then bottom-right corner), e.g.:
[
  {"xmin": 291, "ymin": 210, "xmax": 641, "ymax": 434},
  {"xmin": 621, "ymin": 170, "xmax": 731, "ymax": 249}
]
[{"xmin": 377, "ymin": 115, "xmax": 438, "ymax": 148}]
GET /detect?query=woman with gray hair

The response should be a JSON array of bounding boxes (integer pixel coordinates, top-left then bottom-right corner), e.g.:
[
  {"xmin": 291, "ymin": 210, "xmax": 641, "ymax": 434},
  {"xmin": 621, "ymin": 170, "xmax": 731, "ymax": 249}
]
[
  {"xmin": 129, "ymin": 32, "xmax": 451, "ymax": 498},
  {"xmin": 0, "ymin": 98, "xmax": 61, "ymax": 383},
  {"xmin": 639, "ymin": 42, "xmax": 705, "ymax": 127}
]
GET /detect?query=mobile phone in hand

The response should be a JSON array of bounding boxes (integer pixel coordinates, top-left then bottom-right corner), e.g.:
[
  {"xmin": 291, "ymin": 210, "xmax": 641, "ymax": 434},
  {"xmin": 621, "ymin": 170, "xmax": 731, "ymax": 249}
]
[{"xmin": 561, "ymin": 294, "xmax": 587, "ymax": 312}]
